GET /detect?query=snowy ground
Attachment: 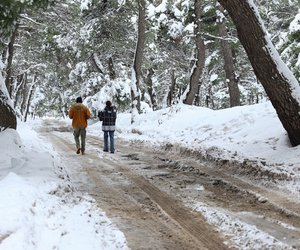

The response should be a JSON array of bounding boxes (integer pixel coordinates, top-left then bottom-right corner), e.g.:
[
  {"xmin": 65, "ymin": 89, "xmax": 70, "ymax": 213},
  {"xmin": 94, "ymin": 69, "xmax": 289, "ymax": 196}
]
[
  {"xmin": 0, "ymin": 122, "xmax": 129, "ymax": 250},
  {"xmin": 1, "ymin": 101, "xmax": 300, "ymax": 249},
  {"xmin": 112, "ymin": 102, "xmax": 300, "ymax": 198}
]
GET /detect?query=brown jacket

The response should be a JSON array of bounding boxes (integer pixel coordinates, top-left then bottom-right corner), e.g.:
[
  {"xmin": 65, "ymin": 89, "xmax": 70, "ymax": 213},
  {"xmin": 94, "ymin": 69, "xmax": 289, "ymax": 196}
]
[{"xmin": 69, "ymin": 103, "xmax": 91, "ymax": 128}]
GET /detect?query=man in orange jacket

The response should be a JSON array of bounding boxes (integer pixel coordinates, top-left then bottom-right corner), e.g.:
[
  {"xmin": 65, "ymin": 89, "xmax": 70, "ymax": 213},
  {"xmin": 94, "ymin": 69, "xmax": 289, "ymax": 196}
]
[{"xmin": 69, "ymin": 97, "xmax": 91, "ymax": 155}]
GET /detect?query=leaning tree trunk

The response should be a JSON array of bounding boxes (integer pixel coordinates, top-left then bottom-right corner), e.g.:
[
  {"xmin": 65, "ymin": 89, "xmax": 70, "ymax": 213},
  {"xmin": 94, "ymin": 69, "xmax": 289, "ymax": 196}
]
[
  {"xmin": 183, "ymin": 0, "xmax": 205, "ymax": 105},
  {"xmin": 131, "ymin": 0, "xmax": 146, "ymax": 122},
  {"xmin": 216, "ymin": 3, "xmax": 240, "ymax": 107},
  {"xmin": 218, "ymin": 0, "xmax": 300, "ymax": 146}
]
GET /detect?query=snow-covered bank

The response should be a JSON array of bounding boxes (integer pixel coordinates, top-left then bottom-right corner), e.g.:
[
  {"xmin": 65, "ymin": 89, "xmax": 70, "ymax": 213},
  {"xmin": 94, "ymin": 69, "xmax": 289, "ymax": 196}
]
[
  {"xmin": 114, "ymin": 102, "xmax": 299, "ymax": 167},
  {"xmin": 0, "ymin": 122, "xmax": 128, "ymax": 250}
]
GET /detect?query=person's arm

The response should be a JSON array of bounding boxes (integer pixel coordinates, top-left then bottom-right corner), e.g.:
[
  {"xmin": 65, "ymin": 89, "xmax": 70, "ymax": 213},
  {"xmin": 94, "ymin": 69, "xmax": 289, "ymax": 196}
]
[
  {"xmin": 98, "ymin": 110, "xmax": 103, "ymax": 121},
  {"xmin": 69, "ymin": 107, "xmax": 73, "ymax": 119}
]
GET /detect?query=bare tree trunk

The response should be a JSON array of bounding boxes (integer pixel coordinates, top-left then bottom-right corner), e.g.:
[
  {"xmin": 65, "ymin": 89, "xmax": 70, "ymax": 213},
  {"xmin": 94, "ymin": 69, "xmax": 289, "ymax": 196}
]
[
  {"xmin": 24, "ymin": 78, "xmax": 36, "ymax": 122},
  {"xmin": 216, "ymin": 4, "xmax": 240, "ymax": 107},
  {"xmin": 131, "ymin": 0, "xmax": 146, "ymax": 122},
  {"xmin": 167, "ymin": 69, "xmax": 176, "ymax": 107},
  {"xmin": 184, "ymin": 0, "xmax": 205, "ymax": 105},
  {"xmin": 205, "ymin": 86, "xmax": 215, "ymax": 109},
  {"xmin": 13, "ymin": 73, "xmax": 26, "ymax": 108},
  {"xmin": 218, "ymin": 0, "xmax": 300, "ymax": 146},
  {"xmin": 145, "ymin": 68, "xmax": 157, "ymax": 110},
  {"xmin": 108, "ymin": 57, "xmax": 116, "ymax": 80},
  {"xmin": 2, "ymin": 47, "xmax": 7, "ymax": 65},
  {"xmin": 5, "ymin": 24, "xmax": 18, "ymax": 97},
  {"xmin": 195, "ymin": 82, "xmax": 202, "ymax": 106},
  {"xmin": 92, "ymin": 53, "xmax": 104, "ymax": 74},
  {"xmin": 20, "ymin": 75, "xmax": 28, "ymax": 119}
]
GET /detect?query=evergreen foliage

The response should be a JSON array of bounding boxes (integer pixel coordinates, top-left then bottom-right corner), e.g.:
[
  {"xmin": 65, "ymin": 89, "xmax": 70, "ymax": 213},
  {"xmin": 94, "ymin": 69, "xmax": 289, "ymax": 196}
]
[
  {"xmin": 0, "ymin": 0, "xmax": 55, "ymax": 46},
  {"xmin": 1, "ymin": 0, "xmax": 299, "ymax": 118}
]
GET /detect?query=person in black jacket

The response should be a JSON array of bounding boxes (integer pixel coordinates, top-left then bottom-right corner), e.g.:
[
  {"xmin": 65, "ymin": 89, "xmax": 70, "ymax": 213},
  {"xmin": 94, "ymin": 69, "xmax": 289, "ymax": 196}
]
[{"xmin": 98, "ymin": 101, "xmax": 117, "ymax": 153}]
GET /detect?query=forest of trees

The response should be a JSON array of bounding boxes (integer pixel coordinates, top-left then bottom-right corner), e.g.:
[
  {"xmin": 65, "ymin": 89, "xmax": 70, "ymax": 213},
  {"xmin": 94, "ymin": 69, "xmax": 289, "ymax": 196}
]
[{"xmin": 1, "ymin": 0, "xmax": 300, "ymax": 145}]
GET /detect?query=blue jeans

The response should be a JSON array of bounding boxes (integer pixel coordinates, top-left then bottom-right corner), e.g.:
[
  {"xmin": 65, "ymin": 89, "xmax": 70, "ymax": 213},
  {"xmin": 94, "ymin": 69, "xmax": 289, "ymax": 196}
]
[{"xmin": 103, "ymin": 131, "xmax": 115, "ymax": 153}]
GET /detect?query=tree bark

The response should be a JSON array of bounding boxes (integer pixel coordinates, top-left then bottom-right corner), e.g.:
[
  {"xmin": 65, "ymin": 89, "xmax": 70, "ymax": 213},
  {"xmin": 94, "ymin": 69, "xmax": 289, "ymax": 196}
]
[
  {"xmin": 184, "ymin": 0, "xmax": 205, "ymax": 105},
  {"xmin": 108, "ymin": 57, "xmax": 116, "ymax": 80},
  {"xmin": 0, "ymin": 79, "xmax": 16, "ymax": 130},
  {"xmin": 131, "ymin": 0, "xmax": 146, "ymax": 121},
  {"xmin": 5, "ymin": 23, "xmax": 18, "ymax": 98},
  {"xmin": 20, "ymin": 75, "xmax": 28, "ymax": 118},
  {"xmin": 2, "ymin": 47, "xmax": 7, "ymax": 65},
  {"xmin": 218, "ymin": 0, "xmax": 300, "ymax": 146},
  {"xmin": 167, "ymin": 69, "xmax": 176, "ymax": 107},
  {"xmin": 145, "ymin": 68, "xmax": 157, "ymax": 110},
  {"xmin": 13, "ymin": 73, "xmax": 25, "ymax": 108},
  {"xmin": 24, "ymin": 81, "xmax": 35, "ymax": 122},
  {"xmin": 92, "ymin": 53, "xmax": 104, "ymax": 74},
  {"xmin": 22, "ymin": 74, "xmax": 37, "ymax": 122},
  {"xmin": 216, "ymin": 4, "xmax": 240, "ymax": 107}
]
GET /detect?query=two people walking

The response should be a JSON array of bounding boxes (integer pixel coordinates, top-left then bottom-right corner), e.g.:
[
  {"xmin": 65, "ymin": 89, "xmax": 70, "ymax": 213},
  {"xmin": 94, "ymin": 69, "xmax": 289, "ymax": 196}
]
[{"xmin": 69, "ymin": 97, "xmax": 117, "ymax": 155}]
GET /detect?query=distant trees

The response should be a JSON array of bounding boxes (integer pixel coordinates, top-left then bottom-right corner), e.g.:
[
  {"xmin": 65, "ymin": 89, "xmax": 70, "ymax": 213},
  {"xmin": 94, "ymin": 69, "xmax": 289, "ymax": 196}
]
[
  {"xmin": 67, "ymin": 0, "xmax": 136, "ymax": 112},
  {"xmin": 0, "ymin": 0, "xmax": 53, "ymax": 129},
  {"xmin": 218, "ymin": 0, "xmax": 300, "ymax": 146},
  {"xmin": 0, "ymin": 0, "xmax": 53, "ymax": 41},
  {"xmin": 145, "ymin": 1, "xmax": 191, "ymax": 108}
]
